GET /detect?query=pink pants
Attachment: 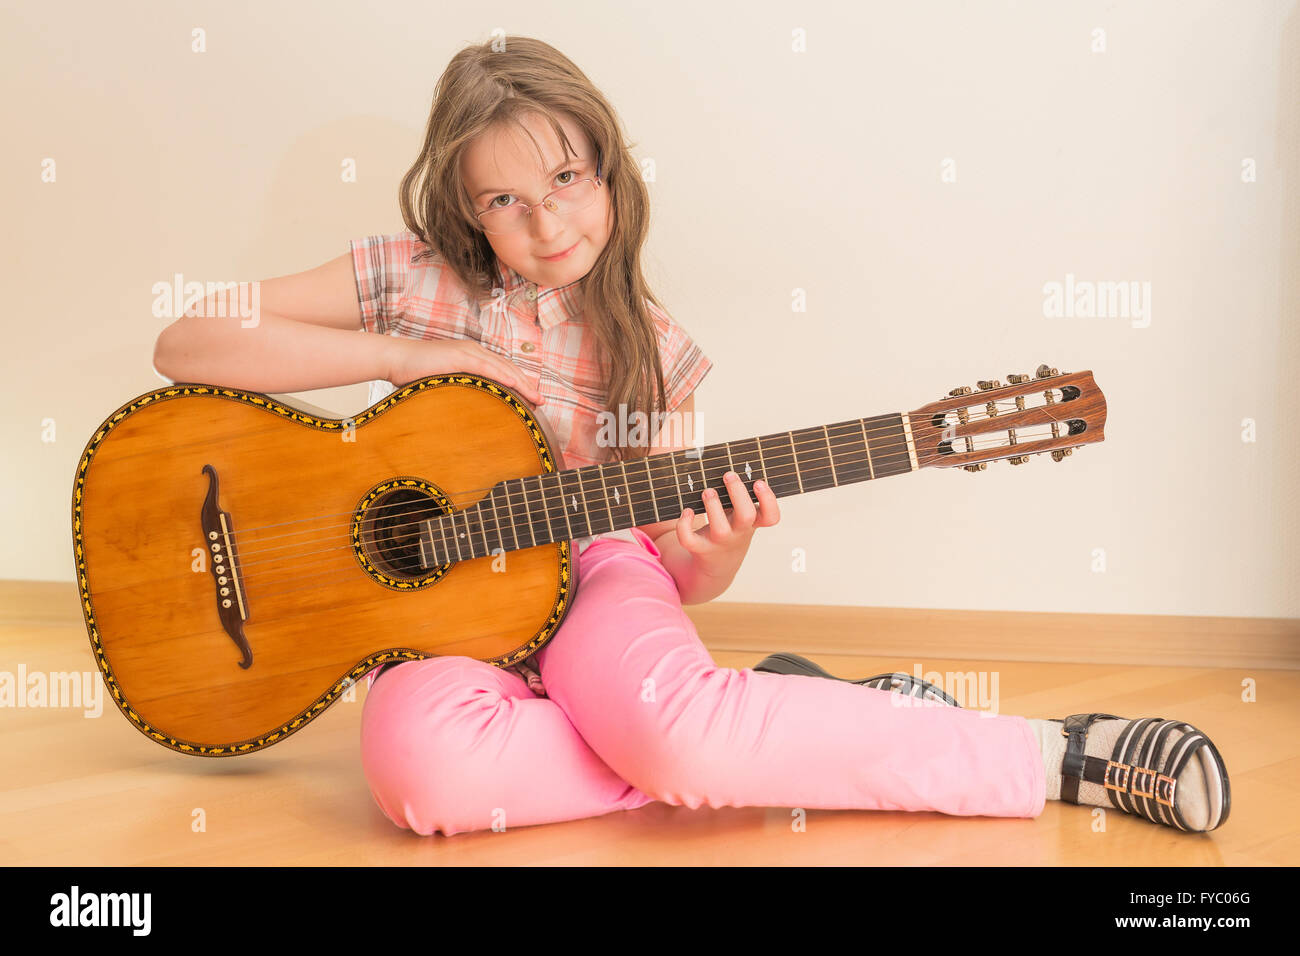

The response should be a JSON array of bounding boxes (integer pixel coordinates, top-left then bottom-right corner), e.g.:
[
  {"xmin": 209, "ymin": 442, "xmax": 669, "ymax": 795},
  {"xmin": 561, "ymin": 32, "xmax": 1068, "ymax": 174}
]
[{"xmin": 360, "ymin": 527, "xmax": 1046, "ymax": 836}]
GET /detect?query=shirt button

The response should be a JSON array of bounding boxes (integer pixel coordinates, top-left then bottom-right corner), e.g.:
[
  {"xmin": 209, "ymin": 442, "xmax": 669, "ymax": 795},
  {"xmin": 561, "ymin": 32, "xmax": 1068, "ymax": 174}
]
[
  {"xmin": 524, "ymin": 285, "xmax": 538, "ymax": 301},
  {"xmin": 520, "ymin": 341, "xmax": 536, "ymax": 353}
]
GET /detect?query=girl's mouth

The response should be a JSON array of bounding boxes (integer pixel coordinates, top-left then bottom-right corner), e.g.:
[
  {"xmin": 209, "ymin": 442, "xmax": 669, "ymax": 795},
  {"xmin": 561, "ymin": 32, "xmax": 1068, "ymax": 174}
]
[{"xmin": 540, "ymin": 240, "xmax": 579, "ymax": 261}]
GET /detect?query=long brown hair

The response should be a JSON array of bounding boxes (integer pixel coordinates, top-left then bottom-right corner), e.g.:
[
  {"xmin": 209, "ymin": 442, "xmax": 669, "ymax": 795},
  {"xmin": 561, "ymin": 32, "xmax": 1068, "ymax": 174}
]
[{"xmin": 398, "ymin": 35, "xmax": 669, "ymax": 462}]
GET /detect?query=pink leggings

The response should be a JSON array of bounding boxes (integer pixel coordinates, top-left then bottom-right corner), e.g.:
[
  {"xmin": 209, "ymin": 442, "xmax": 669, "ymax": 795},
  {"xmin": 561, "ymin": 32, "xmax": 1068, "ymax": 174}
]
[{"xmin": 360, "ymin": 528, "xmax": 1046, "ymax": 836}]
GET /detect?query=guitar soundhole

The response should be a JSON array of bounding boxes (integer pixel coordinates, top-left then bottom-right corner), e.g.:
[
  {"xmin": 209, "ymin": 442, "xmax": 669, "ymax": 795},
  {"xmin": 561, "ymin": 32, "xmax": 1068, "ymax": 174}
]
[{"xmin": 361, "ymin": 488, "xmax": 447, "ymax": 579}]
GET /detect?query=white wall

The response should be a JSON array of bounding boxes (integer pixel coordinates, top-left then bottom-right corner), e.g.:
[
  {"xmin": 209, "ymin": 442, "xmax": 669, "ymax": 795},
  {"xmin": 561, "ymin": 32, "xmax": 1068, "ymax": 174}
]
[{"xmin": 4, "ymin": 0, "xmax": 1296, "ymax": 617}]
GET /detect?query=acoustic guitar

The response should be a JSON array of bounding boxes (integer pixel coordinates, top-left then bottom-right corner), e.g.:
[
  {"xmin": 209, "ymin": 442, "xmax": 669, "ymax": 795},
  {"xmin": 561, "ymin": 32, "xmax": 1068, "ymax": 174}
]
[{"xmin": 71, "ymin": 364, "xmax": 1106, "ymax": 756}]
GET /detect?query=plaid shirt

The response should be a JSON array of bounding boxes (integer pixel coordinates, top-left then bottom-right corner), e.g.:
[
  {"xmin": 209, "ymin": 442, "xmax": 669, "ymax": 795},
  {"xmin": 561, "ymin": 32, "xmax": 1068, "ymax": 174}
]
[{"xmin": 351, "ymin": 231, "xmax": 712, "ymax": 693}]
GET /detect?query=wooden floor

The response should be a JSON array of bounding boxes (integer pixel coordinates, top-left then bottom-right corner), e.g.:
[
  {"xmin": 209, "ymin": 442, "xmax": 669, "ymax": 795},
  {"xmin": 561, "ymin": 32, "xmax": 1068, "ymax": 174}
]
[{"xmin": 2, "ymin": 588, "xmax": 1296, "ymax": 865}]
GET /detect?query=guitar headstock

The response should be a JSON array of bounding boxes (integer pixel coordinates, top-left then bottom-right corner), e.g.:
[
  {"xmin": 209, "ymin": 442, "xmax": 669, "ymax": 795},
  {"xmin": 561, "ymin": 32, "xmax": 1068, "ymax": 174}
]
[{"xmin": 908, "ymin": 365, "xmax": 1106, "ymax": 471}]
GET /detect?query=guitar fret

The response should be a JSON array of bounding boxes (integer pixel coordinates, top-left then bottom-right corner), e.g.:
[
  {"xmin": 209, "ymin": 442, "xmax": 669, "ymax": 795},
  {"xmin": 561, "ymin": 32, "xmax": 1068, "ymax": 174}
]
[
  {"xmin": 524, "ymin": 477, "xmax": 541, "ymax": 546},
  {"xmin": 754, "ymin": 434, "xmax": 795, "ymax": 498},
  {"xmin": 436, "ymin": 513, "xmax": 450, "ymax": 565},
  {"xmin": 552, "ymin": 473, "xmax": 574, "ymax": 539},
  {"xmin": 469, "ymin": 504, "xmax": 485, "ymax": 560},
  {"xmin": 826, "ymin": 421, "xmax": 867, "ymax": 485},
  {"xmin": 617, "ymin": 460, "xmax": 644, "ymax": 526},
  {"xmin": 594, "ymin": 463, "xmax": 618, "ymax": 533},
  {"xmin": 478, "ymin": 501, "xmax": 491, "ymax": 557},
  {"xmin": 797, "ymin": 425, "xmax": 836, "ymax": 492},
  {"xmin": 788, "ymin": 432, "xmax": 804, "ymax": 493},
  {"xmin": 463, "ymin": 508, "xmax": 476, "ymax": 558},
  {"xmin": 823, "ymin": 424, "xmax": 839, "ymax": 486},
  {"xmin": 859, "ymin": 419, "xmax": 876, "ymax": 480},
  {"xmin": 681, "ymin": 445, "xmax": 706, "ymax": 509},
  {"xmin": 863, "ymin": 413, "xmax": 912, "ymax": 479},
  {"xmin": 540, "ymin": 473, "xmax": 566, "ymax": 542},
  {"xmin": 555, "ymin": 468, "xmax": 588, "ymax": 539},
  {"xmin": 576, "ymin": 468, "xmax": 595, "ymax": 535},
  {"xmin": 701, "ymin": 442, "xmax": 731, "ymax": 505},
  {"xmin": 525, "ymin": 475, "xmax": 548, "ymax": 546},
  {"xmin": 487, "ymin": 487, "xmax": 506, "ymax": 555},
  {"xmin": 617, "ymin": 460, "xmax": 636, "ymax": 528},
  {"xmin": 546, "ymin": 472, "xmax": 565, "ymax": 543},
  {"xmin": 503, "ymin": 483, "xmax": 520, "ymax": 552},
  {"xmin": 448, "ymin": 509, "xmax": 463, "ymax": 561},
  {"xmin": 643, "ymin": 457, "xmax": 661, "ymax": 522},
  {"xmin": 669, "ymin": 451, "xmax": 686, "ymax": 513},
  {"xmin": 727, "ymin": 437, "xmax": 763, "ymax": 504},
  {"xmin": 577, "ymin": 466, "xmax": 610, "ymax": 537}
]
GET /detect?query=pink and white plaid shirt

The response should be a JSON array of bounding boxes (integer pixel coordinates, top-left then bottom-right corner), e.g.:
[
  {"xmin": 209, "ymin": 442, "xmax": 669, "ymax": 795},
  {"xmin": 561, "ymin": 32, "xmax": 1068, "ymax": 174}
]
[{"xmin": 350, "ymin": 231, "xmax": 712, "ymax": 692}]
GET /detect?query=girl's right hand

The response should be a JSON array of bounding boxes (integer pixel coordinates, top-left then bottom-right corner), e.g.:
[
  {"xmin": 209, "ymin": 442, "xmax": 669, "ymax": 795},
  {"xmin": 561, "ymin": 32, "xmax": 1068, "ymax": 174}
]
[{"xmin": 384, "ymin": 337, "xmax": 542, "ymax": 406}]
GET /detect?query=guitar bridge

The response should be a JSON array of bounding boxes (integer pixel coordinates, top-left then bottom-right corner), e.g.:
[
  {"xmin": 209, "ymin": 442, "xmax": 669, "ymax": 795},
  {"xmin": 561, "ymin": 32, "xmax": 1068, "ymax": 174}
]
[{"xmin": 201, "ymin": 464, "xmax": 253, "ymax": 668}]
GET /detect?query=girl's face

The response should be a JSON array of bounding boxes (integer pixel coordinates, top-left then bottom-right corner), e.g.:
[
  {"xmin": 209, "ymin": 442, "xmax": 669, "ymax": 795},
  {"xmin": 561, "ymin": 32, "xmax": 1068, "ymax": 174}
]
[{"xmin": 460, "ymin": 112, "xmax": 612, "ymax": 288}]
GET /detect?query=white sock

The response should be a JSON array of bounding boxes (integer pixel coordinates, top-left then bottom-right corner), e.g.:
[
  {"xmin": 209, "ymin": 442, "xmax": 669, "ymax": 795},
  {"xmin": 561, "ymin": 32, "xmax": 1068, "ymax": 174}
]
[
  {"xmin": 1025, "ymin": 716, "xmax": 1214, "ymax": 829},
  {"xmin": 1026, "ymin": 718, "xmax": 1067, "ymax": 801}
]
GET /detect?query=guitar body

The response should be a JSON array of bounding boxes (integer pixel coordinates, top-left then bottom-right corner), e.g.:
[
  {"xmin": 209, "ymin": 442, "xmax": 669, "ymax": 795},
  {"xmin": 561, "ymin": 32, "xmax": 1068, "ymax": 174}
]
[
  {"xmin": 74, "ymin": 363, "xmax": 1107, "ymax": 758},
  {"xmin": 72, "ymin": 375, "xmax": 577, "ymax": 756}
]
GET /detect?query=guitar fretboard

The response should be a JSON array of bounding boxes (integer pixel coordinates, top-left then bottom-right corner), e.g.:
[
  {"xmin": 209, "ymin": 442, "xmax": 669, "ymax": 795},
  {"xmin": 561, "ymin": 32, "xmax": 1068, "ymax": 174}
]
[{"xmin": 419, "ymin": 413, "xmax": 915, "ymax": 564}]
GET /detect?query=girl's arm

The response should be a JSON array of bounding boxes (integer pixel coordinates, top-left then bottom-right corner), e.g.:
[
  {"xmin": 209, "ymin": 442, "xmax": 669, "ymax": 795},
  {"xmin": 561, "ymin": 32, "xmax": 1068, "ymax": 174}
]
[
  {"xmin": 152, "ymin": 253, "xmax": 397, "ymax": 392},
  {"xmin": 152, "ymin": 252, "xmax": 540, "ymax": 402}
]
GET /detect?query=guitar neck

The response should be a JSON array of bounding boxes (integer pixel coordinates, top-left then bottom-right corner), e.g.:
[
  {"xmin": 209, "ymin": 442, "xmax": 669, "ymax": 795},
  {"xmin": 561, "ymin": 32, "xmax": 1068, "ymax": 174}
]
[{"xmin": 419, "ymin": 411, "xmax": 919, "ymax": 564}]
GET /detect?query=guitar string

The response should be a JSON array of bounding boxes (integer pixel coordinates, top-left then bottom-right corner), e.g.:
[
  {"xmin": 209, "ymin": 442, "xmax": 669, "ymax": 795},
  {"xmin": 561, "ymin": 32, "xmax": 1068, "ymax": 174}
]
[
  {"xmin": 227, "ymin": 421, "xmax": 925, "ymax": 557},
  {"xmin": 228, "ymin": 424, "xmax": 1078, "ymax": 599},
  {"xmin": 236, "ymin": 422, "xmax": 1074, "ymax": 604},
  {"xmin": 229, "ymin": 418, "xmax": 1076, "ymax": 573},
  {"xmin": 216, "ymin": 392, "xmax": 1073, "ymax": 541},
  {"xmin": 226, "ymin": 400, "xmax": 1079, "ymax": 561},
  {"xmin": 229, "ymin": 420, "xmax": 1077, "ymax": 579}
]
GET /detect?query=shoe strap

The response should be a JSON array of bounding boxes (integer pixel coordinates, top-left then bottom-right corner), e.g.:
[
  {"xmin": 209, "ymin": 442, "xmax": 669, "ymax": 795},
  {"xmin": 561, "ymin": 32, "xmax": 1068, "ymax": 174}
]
[{"xmin": 1060, "ymin": 713, "xmax": 1224, "ymax": 831}]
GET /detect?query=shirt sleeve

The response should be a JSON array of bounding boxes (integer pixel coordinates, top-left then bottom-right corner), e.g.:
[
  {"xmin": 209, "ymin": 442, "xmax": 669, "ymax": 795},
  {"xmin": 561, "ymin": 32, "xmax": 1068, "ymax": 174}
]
[
  {"xmin": 349, "ymin": 233, "xmax": 416, "ymax": 336},
  {"xmin": 646, "ymin": 299, "xmax": 713, "ymax": 414}
]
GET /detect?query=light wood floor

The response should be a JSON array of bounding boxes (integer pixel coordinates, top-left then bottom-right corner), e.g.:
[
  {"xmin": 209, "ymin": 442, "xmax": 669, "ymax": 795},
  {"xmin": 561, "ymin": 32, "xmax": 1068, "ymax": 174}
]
[{"xmin": 2, "ymin": 587, "xmax": 1296, "ymax": 865}]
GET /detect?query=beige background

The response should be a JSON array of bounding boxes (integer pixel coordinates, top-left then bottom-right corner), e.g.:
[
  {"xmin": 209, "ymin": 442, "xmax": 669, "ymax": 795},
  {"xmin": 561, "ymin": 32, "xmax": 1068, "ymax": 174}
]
[{"xmin": 3, "ymin": 0, "xmax": 1296, "ymax": 618}]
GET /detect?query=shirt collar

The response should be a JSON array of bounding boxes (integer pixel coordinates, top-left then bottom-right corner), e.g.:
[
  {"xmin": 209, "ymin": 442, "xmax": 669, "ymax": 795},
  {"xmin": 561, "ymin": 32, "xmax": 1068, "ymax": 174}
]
[{"xmin": 493, "ymin": 259, "xmax": 584, "ymax": 332}]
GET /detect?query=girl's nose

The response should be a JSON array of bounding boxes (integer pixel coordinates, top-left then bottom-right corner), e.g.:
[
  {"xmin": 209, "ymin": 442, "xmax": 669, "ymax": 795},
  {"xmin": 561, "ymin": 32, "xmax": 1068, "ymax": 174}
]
[{"xmin": 527, "ymin": 205, "xmax": 565, "ymax": 241}]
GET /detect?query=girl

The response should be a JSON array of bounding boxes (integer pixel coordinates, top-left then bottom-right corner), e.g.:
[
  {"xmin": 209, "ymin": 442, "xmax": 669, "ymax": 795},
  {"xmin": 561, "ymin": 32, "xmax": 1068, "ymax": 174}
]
[{"xmin": 154, "ymin": 35, "xmax": 1229, "ymax": 838}]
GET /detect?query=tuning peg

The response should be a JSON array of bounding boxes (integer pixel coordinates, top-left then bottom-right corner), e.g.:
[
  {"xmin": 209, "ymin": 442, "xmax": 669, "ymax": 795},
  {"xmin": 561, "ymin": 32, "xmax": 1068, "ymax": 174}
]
[
  {"xmin": 1035, "ymin": 364, "xmax": 1059, "ymax": 379},
  {"xmin": 1006, "ymin": 373, "xmax": 1030, "ymax": 384},
  {"xmin": 1050, "ymin": 448, "xmax": 1073, "ymax": 462},
  {"xmin": 962, "ymin": 463, "xmax": 987, "ymax": 472},
  {"xmin": 948, "ymin": 385, "xmax": 972, "ymax": 397},
  {"xmin": 976, "ymin": 379, "xmax": 1002, "ymax": 391},
  {"xmin": 1008, "ymin": 455, "xmax": 1030, "ymax": 465}
]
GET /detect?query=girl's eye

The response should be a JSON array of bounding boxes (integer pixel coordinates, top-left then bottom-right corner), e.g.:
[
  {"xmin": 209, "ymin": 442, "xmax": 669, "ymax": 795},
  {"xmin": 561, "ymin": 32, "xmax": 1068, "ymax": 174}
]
[{"xmin": 485, "ymin": 170, "xmax": 576, "ymax": 210}]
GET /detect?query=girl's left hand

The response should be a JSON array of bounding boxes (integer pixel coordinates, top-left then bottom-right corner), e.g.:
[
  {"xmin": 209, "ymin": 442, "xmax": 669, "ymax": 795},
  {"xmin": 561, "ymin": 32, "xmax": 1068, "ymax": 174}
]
[{"xmin": 677, "ymin": 471, "xmax": 780, "ymax": 559}]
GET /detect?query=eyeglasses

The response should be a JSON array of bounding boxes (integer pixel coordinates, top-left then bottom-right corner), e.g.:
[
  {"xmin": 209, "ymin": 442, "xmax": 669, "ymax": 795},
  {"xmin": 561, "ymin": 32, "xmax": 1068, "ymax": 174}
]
[{"xmin": 475, "ymin": 157, "xmax": 604, "ymax": 235}]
